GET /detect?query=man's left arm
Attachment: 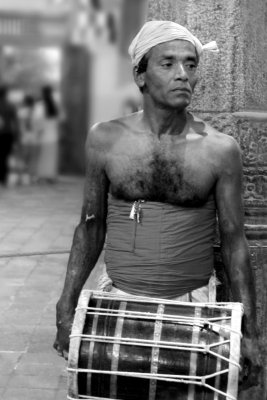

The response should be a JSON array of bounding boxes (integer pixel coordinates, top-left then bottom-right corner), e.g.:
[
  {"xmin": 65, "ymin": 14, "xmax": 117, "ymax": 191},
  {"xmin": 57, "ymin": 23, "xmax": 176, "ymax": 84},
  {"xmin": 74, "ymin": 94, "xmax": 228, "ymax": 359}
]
[{"xmin": 215, "ymin": 136, "xmax": 262, "ymax": 372}]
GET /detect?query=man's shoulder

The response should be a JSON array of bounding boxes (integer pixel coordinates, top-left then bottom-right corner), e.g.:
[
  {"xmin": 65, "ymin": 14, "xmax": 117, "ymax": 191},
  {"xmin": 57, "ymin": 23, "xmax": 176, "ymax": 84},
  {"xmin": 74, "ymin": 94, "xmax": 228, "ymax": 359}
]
[
  {"xmin": 191, "ymin": 113, "xmax": 241, "ymax": 153},
  {"xmin": 86, "ymin": 112, "xmax": 140, "ymax": 149}
]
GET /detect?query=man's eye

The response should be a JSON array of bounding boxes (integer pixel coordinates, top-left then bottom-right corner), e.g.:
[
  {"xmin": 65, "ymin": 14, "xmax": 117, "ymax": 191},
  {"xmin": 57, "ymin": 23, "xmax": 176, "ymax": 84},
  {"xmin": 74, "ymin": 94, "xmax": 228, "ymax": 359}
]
[
  {"xmin": 185, "ymin": 63, "xmax": 197, "ymax": 71},
  {"xmin": 162, "ymin": 62, "xmax": 172, "ymax": 67}
]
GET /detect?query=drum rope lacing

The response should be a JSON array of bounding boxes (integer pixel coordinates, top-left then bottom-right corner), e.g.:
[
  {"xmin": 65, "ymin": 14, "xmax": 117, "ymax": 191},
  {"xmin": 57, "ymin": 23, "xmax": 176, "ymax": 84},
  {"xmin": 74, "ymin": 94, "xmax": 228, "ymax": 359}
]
[
  {"xmin": 73, "ymin": 306, "xmax": 242, "ymax": 337},
  {"xmin": 68, "ymin": 293, "xmax": 242, "ymax": 400},
  {"xmin": 68, "ymin": 310, "xmax": 241, "ymax": 400},
  {"xmin": 70, "ymin": 331, "xmax": 239, "ymax": 367},
  {"xmin": 90, "ymin": 292, "xmax": 241, "ymax": 309},
  {"xmin": 67, "ymin": 366, "xmax": 237, "ymax": 400}
]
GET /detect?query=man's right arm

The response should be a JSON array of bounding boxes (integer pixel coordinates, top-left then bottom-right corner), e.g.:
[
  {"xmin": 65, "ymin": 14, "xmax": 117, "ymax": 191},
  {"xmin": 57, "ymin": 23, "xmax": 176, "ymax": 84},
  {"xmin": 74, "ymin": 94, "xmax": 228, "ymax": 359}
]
[{"xmin": 54, "ymin": 124, "xmax": 109, "ymax": 357}]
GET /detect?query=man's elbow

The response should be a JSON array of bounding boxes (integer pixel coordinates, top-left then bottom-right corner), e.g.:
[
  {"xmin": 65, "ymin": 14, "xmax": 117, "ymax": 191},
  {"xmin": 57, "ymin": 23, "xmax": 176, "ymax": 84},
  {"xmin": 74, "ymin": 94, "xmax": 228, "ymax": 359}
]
[
  {"xmin": 220, "ymin": 223, "xmax": 247, "ymax": 247},
  {"xmin": 73, "ymin": 222, "xmax": 87, "ymax": 242},
  {"xmin": 74, "ymin": 217, "xmax": 106, "ymax": 245}
]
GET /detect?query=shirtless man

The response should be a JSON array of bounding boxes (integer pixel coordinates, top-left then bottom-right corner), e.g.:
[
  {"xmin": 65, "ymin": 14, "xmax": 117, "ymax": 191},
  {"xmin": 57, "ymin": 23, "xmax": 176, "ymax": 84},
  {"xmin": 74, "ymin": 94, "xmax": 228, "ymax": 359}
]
[{"xmin": 54, "ymin": 21, "xmax": 261, "ymax": 388}]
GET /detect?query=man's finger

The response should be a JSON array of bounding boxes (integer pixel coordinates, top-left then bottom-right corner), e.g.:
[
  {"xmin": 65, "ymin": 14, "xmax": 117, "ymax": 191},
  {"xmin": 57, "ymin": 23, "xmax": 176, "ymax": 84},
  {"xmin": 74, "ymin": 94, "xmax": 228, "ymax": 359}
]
[
  {"xmin": 53, "ymin": 341, "xmax": 64, "ymax": 358},
  {"xmin": 63, "ymin": 350, "xmax": 69, "ymax": 360},
  {"xmin": 53, "ymin": 340, "xmax": 59, "ymax": 351},
  {"xmin": 56, "ymin": 345, "xmax": 64, "ymax": 357}
]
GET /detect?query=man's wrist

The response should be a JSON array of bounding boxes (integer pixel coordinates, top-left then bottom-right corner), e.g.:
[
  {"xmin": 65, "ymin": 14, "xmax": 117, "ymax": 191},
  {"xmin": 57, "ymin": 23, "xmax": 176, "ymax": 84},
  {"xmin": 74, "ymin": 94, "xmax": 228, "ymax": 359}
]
[
  {"xmin": 242, "ymin": 314, "xmax": 259, "ymax": 338},
  {"xmin": 57, "ymin": 293, "xmax": 78, "ymax": 314}
]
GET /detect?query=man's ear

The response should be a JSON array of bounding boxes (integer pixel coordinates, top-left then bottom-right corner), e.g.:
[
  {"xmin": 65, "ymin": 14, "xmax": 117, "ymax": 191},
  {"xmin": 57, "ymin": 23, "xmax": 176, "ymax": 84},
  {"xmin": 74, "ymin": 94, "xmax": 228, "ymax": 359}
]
[
  {"xmin": 133, "ymin": 67, "xmax": 145, "ymax": 91},
  {"xmin": 191, "ymin": 75, "xmax": 199, "ymax": 93}
]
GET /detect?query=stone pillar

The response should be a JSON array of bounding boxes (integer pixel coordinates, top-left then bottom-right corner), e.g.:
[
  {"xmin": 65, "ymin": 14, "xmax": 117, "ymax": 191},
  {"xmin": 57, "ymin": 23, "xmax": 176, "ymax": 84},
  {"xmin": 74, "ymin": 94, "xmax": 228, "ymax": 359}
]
[
  {"xmin": 119, "ymin": 0, "xmax": 148, "ymax": 56},
  {"xmin": 148, "ymin": 1, "xmax": 267, "ymax": 398},
  {"xmin": 60, "ymin": 45, "xmax": 89, "ymax": 174},
  {"xmin": 60, "ymin": 0, "xmax": 90, "ymax": 174}
]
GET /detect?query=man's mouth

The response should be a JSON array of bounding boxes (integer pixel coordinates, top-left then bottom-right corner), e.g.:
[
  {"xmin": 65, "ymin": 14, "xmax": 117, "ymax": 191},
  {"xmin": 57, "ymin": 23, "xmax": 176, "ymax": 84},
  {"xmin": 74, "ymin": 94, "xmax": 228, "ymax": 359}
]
[{"xmin": 172, "ymin": 87, "xmax": 191, "ymax": 93}]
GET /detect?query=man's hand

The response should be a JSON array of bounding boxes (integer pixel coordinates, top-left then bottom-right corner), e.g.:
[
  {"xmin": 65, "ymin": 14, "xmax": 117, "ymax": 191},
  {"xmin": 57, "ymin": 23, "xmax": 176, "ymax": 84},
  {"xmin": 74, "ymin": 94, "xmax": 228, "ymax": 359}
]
[
  {"xmin": 239, "ymin": 334, "xmax": 263, "ymax": 391},
  {"xmin": 53, "ymin": 300, "xmax": 75, "ymax": 360}
]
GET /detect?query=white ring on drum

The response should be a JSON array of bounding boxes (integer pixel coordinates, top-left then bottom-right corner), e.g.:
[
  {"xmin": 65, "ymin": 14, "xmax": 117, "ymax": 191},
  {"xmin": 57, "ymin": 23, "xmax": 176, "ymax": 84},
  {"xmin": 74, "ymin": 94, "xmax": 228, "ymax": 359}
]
[
  {"xmin": 188, "ymin": 306, "xmax": 202, "ymax": 399},
  {"xmin": 66, "ymin": 368, "xmax": 237, "ymax": 400},
  {"xmin": 149, "ymin": 303, "xmax": 165, "ymax": 400},
  {"xmin": 110, "ymin": 301, "xmax": 127, "ymax": 398},
  {"xmin": 86, "ymin": 298, "xmax": 102, "ymax": 395}
]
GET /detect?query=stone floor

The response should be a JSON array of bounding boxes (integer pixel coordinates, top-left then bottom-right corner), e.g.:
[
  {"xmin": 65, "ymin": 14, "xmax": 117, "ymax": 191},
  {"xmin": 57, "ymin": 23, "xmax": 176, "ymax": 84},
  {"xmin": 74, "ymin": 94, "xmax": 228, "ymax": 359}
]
[{"xmin": 0, "ymin": 176, "xmax": 102, "ymax": 400}]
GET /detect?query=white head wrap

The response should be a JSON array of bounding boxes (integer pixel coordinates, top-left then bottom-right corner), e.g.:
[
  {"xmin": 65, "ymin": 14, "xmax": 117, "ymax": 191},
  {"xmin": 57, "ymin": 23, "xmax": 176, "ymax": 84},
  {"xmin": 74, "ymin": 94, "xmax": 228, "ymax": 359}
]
[{"xmin": 128, "ymin": 20, "xmax": 219, "ymax": 67}]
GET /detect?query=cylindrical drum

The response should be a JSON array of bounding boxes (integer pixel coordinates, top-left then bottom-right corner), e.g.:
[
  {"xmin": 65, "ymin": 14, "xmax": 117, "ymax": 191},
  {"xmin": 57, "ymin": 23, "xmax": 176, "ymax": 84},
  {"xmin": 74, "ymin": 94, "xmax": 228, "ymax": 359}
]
[{"xmin": 67, "ymin": 290, "xmax": 243, "ymax": 400}]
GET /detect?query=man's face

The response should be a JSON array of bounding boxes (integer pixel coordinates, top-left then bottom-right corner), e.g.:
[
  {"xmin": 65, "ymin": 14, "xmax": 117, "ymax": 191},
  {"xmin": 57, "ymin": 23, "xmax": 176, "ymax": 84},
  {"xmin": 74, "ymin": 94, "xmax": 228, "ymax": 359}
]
[{"xmin": 138, "ymin": 40, "xmax": 198, "ymax": 110}]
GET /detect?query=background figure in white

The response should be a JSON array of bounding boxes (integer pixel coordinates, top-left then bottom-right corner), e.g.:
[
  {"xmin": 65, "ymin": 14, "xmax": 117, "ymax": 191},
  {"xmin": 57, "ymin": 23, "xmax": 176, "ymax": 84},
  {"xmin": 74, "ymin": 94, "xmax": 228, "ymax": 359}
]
[
  {"xmin": 35, "ymin": 85, "xmax": 59, "ymax": 183},
  {"xmin": 18, "ymin": 94, "xmax": 40, "ymax": 184}
]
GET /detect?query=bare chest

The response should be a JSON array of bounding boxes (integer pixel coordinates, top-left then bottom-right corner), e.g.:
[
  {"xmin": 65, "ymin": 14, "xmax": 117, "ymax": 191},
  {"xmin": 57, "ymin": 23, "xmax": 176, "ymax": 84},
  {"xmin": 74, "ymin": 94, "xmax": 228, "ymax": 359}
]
[{"xmin": 105, "ymin": 134, "xmax": 215, "ymax": 206}]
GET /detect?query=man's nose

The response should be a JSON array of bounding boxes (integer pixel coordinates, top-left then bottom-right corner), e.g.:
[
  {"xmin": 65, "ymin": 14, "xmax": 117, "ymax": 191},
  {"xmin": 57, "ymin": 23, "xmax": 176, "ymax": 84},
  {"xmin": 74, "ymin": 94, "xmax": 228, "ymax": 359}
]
[{"xmin": 174, "ymin": 63, "xmax": 188, "ymax": 80}]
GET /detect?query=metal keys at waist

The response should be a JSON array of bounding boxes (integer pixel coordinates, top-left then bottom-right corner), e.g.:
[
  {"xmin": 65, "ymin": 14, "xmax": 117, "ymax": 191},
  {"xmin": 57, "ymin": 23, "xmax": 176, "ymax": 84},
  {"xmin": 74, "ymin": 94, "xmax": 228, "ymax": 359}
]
[{"xmin": 129, "ymin": 200, "xmax": 145, "ymax": 223}]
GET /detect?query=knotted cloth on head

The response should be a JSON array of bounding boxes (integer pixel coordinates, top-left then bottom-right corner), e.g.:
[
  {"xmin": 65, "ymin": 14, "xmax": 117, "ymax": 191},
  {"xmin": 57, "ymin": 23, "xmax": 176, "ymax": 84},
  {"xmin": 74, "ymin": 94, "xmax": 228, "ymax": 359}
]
[{"xmin": 128, "ymin": 20, "xmax": 219, "ymax": 67}]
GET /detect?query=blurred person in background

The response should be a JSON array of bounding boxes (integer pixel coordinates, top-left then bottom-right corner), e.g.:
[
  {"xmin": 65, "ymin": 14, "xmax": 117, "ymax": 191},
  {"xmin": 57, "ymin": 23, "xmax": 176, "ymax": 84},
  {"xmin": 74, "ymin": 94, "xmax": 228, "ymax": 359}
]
[
  {"xmin": 0, "ymin": 85, "xmax": 19, "ymax": 187},
  {"xmin": 18, "ymin": 94, "xmax": 40, "ymax": 184},
  {"xmin": 35, "ymin": 85, "xmax": 59, "ymax": 183}
]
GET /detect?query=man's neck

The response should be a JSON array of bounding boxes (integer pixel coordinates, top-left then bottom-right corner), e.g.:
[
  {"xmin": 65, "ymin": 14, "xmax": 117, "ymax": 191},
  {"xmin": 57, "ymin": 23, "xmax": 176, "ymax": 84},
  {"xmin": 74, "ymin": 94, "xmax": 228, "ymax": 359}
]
[{"xmin": 141, "ymin": 102, "xmax": 188, "ymax": 137}]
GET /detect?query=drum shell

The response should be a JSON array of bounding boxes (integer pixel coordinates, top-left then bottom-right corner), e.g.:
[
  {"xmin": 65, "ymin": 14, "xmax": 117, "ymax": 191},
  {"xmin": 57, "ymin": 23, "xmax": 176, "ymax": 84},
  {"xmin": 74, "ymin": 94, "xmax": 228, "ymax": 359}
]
[{"xmin": 68, "ymin": 291, "xmax": 243, "ymax": 400}]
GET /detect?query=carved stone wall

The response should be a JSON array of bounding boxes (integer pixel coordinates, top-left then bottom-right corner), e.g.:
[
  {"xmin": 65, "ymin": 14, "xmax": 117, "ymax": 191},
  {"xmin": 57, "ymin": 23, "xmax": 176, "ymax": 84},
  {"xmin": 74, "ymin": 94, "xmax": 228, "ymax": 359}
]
[
  {"xmin": 148, "ymin": 0, "xmax": 267, "ymax": 113},
  {"xmin": 235, "ymin": 115, "xmax": 267, "ymax": 235}
]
